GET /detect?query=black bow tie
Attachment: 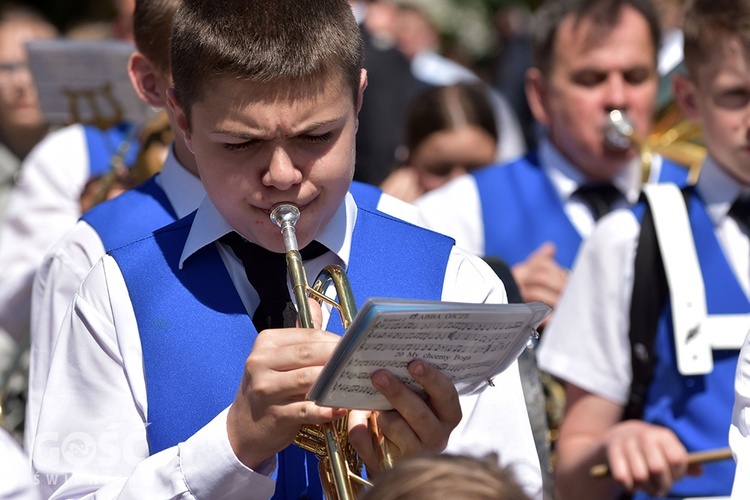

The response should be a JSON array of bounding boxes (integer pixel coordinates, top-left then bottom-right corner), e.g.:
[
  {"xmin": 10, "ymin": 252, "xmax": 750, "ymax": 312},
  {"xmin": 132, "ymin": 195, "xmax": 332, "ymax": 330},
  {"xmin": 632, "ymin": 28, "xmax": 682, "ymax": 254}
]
[
  {"xmin": 220, "ymin": 232, "xmax": 328, "ymax": 330},
  {"xmin": 574, "ymin": 183, "xmax": 622, "ymax": 221}
]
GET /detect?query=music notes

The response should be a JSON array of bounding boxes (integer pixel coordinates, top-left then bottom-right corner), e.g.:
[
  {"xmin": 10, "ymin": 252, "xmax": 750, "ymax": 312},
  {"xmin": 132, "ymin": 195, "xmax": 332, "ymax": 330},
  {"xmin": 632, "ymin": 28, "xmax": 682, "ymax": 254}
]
[{"xmin": 308, "ymin": 298, "xmax": 551, "ymax": 410}]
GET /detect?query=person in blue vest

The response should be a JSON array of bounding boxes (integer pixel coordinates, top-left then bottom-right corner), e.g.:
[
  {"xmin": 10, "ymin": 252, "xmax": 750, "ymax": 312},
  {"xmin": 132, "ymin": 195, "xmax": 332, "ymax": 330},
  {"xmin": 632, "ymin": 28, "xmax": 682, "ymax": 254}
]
[
  {"xmin": 23, "ymin": 0, "xmax": 202, "ymax": 455},
  {"xmin": 24, "ymin": 0, "xmax": 415, "ymax": 459},
  {"xmin": 414, "ymin": 0, "xmax": 690, "ymax": 313},
  {"xmin": 29, "ymin": 0, "xmax": 543, "ymax": 498},
  {"xmin": 538, "ymin": 0, "xmax": 750, "ymax": 497},
  {"xmin": 0, "ymin": 0, "xmax": 141, "ymax": 350}
]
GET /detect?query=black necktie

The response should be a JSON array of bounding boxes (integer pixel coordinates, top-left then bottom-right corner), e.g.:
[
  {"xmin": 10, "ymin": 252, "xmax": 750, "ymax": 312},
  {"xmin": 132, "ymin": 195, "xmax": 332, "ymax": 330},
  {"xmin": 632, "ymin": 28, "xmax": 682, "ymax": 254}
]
[
  {"xmin": 574, "ymin": 183, "xmax": 621, "ymax": 221},
  {"xmin": 730, "ymin": 194, "xmax": 750, "ymax": 230},
  {"xmin": 221, "ymin": 232, "xmax": 328, "ymax": 330}
]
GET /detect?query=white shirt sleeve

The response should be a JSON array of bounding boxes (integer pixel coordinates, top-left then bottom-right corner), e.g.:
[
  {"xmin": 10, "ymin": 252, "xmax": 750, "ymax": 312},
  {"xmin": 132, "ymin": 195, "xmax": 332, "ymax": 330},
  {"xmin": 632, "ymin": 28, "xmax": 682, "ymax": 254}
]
[
  {"xmin": 414, "ymin": 175, "xmax": 485, "ymax": 257},
  {"xmin": 536, "ymin": 209, "xmax": 639, "ymax": 405},
  {"xmin": 731, "ymin": 330, "xmax": 750, "ymax": 499},
  {"xmin": 26, "ymin": 220, "xmax": 105, "ymax": 453},
  {"xmin": 0, "ymin": 125, "xmax": 89, "ymax": 342},
  {"xmin": 0, "ymin": 428, "xmax": 41, "ymax": 500},
  {"xmin": 31, "ymin": 256, "xmax": 276, "ymax": 499},
  {"xmin": 441, "ymin": 247, "xmax": 543, "ymax": 499}
]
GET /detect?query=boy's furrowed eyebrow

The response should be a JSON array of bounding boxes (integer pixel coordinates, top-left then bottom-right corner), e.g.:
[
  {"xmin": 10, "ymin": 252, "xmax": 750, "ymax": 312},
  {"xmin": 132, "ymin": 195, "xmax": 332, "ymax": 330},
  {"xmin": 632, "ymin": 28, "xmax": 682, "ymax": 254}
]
[{"xmin": 211, "ymin": 115, "xmax": 347, "ymax": 139}]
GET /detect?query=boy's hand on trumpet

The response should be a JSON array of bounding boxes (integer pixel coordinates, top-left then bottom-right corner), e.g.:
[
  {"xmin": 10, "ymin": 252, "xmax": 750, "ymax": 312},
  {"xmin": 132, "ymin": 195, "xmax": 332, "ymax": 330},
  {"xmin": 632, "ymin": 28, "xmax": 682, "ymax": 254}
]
[{"xmin": 226, "ymin": 299, "xmax": 345, "ymax": 470}]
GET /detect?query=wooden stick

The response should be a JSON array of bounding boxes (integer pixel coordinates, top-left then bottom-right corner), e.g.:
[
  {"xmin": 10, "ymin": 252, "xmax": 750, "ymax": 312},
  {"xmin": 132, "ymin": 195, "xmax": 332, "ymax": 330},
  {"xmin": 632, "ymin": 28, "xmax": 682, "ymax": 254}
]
[{"xmin": 590, "ymin": 447, "xmax": 733, "ymax": 478}]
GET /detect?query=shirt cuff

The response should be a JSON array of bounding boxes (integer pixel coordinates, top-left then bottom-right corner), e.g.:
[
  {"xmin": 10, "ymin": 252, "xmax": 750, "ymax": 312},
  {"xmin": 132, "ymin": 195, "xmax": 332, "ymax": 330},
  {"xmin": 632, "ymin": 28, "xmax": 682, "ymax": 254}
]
[{"xmin": 180, "ymin": 407, "xmax": 276, "ymax": 499}]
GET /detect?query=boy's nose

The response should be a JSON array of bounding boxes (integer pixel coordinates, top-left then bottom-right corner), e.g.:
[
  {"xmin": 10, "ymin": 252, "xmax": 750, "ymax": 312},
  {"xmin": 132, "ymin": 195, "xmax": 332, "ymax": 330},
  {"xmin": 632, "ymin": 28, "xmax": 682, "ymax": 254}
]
[{"xmin": 263, "ymin": 146, "xmax": 303, "ymax": 190}]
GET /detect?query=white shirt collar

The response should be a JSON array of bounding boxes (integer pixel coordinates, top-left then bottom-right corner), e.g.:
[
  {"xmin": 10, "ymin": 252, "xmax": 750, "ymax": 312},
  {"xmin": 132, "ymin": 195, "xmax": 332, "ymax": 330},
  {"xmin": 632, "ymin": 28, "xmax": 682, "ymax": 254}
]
[
  {"xmin": 695, "ymin": 154, "xmax": 749, "ymax": 225},
  {"xmin": 539, "ymin": 138, "xmax": 642, "ymax": 204},
  {"xmin": 155, "ymin": 143, "xmax": 206, "ymax": 219},
  {"xmin": 179, "ymin": 192, "xmax": 357, "ymax": 269}
]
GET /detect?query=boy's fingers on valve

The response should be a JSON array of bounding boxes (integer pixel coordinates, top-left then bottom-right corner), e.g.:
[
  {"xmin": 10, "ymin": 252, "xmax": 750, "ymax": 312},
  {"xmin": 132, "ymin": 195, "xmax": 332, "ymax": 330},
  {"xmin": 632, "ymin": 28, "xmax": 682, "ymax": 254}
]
[
  {"xmin": 250, "ymin": 328, "xmax": 339, "ymax": 372},
  {"xmin": 297, "ymin": 297, "xmax": 324, "ymax": 329}
]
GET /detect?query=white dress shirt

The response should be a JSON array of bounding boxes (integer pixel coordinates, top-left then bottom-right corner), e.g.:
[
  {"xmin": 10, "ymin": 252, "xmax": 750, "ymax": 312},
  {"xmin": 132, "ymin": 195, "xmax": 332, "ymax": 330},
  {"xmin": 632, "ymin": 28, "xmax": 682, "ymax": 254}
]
[
  {"xmin": 414, "ymin": 139, "xmax": 654, "ymax": 257},
  {"xmin": 0, "ymin": 124, "xmax": 90, "ymax": 343},
  {"xmin": 537, "ymin": 156, "xmax": 750, "ymax": 405},
  {"xmin": 731, "ymin": 330, "xmax": 750, "ymax": 499},
  {"xmin": 26, "ymin": 146, "xmax": 206, "ymax": 454},
  {"xmin": 32, "ymin": 194, "xmax": 542, "ymax": 499}
]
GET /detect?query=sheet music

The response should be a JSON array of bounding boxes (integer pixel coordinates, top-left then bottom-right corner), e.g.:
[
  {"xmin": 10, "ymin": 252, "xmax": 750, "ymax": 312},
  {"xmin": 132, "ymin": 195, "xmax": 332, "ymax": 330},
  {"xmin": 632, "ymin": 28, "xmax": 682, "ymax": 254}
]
[
  {"xmin": 26, "ymin": 39, "xmax": 154, "ymax": 126},
  {"xmin": 309, "ymin": 298, "xmax": 550, "ymax": 410}
]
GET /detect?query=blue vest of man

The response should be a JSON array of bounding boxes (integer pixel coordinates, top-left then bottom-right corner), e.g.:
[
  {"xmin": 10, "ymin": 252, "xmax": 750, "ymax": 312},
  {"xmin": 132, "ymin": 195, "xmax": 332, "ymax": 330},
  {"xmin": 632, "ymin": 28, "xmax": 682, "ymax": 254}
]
[
  {"xmin": 633, "ymin": 191, "xmax": 746, "ymax": 499},
  {"xmin": 473, "ymin": 153, "xmax": 689, "ymax": 269},
  {"xmin": 110, "ymin": 207, "xmax": 454, "ymax": 499}
]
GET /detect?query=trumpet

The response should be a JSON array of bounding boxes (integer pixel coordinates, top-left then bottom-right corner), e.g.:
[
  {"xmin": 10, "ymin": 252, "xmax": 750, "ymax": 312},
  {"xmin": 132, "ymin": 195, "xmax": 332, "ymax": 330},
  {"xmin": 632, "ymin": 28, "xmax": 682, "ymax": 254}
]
[
  {"xmin": 603, "ymin": 109, "xmax": 705, "ymax": 185},
  {"xmin": 271, "ymin": 203, "xmax": 393, "ymax": 500}
]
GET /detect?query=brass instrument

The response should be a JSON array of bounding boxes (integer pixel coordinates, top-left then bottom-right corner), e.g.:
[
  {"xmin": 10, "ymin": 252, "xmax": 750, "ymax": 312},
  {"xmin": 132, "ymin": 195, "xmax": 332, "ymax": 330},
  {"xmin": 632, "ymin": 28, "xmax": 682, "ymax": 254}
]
[
  {"xmin": 604, "ymin": 108, "xmax": 705, "ymax": 185},
  {"xmin": 271, "ymin": 203, "xmax": 393, "ymax": 500}
]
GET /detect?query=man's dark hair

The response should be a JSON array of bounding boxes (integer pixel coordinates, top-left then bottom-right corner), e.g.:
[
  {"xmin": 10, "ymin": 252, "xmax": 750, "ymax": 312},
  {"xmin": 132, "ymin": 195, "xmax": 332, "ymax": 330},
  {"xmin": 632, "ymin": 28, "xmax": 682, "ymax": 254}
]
[{"xmin": 531, "ymin": 0, "xmax": 661, "ymax": 76}]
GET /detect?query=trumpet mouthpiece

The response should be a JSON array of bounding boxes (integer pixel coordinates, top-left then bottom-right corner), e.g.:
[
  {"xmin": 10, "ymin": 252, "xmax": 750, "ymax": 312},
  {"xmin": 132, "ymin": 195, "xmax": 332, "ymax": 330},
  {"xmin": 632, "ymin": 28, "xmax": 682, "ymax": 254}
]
[
  {"xmin": 604, "ymin": 109, "xmax": 634, "ymax": 151},
  {"xmin": 270, "ymin": 203, "xmax": 300, "ymax": 229},
  {"xmin": 270, "ymin": 203, "xmax": 301, "ymax": 252}
]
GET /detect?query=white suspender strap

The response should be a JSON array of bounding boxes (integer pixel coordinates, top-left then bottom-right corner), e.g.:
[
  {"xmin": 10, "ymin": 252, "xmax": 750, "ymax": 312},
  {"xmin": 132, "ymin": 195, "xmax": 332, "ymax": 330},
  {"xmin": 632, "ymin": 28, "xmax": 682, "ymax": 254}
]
[
  {"xmin": 644, "ymin": 184, "xmax": 711, "ymax": 375},
  {"xmin": 644, "ymin": 184, "xmax": 750, "ymax": 375}
]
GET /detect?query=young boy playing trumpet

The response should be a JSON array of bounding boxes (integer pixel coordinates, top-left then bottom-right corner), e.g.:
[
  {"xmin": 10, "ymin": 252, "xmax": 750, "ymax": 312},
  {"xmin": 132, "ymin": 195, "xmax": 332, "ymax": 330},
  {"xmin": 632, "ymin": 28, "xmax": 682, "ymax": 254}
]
[{"xmin": 30, "ymin": 0, "xmax": 542, "ymax": 498}]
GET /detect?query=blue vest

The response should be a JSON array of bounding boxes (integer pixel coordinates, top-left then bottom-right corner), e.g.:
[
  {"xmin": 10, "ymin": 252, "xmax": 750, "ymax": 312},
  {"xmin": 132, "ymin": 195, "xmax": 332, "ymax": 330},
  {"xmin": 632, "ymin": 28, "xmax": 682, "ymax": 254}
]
[
  {"xmin": 472, "ymin": 153, "xmax": 689, "ymax": 268},
  {"xmin": 349, "ymin": 180, "xmax": 382, "ymax": 212},
  {"xmin": 80, "ymin": 177, "xmax": 177, "ymax": 251},
  {"xmin": 83, "ymin": 122, "xmax": 139, "ymax": 178},
  {"xmin": 110, "ymin": 207, "xmax": 454, "ymax": 499},
  {"xmin": 633, "ymin": 191, "xmax": 747, "ymax": 499}
]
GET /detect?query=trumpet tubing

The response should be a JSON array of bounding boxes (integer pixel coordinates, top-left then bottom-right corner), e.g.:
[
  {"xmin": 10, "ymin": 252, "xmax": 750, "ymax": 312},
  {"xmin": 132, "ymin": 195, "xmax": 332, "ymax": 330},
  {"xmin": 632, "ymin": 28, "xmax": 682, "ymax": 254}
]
[{"xmin": 270, "ymin": 203, "xmax": 375, "ymax": 500}]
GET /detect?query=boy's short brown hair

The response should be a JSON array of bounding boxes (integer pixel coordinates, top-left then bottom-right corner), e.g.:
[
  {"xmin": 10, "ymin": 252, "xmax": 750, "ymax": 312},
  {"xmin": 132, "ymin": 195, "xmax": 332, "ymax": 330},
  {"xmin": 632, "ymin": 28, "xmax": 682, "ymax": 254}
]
[
  {"xmin": 361, "ymin": 453, "xmax": 530, "ymax": 500},
  {"xmin": 683, "ymin": 0, "xmax": 750, "ymax": 79},
  {"xmin": 171, "ymin": 0, "xmax": 364, "ymax": 125},
  {"xmin": 133, "ymin": 0, "xmax": 180, "ymax": 74},
  {"xmin": 531, "ymin": 0, "xmax": 661, "ymax": 76}
]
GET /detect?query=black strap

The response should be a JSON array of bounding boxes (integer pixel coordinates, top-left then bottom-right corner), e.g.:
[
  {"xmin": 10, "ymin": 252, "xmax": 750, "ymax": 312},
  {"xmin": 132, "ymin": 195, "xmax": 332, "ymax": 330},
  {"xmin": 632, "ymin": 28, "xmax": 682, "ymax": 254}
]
[{"xmin": 624, "ymin": 189, "xmax": 690, "ymax": 420}]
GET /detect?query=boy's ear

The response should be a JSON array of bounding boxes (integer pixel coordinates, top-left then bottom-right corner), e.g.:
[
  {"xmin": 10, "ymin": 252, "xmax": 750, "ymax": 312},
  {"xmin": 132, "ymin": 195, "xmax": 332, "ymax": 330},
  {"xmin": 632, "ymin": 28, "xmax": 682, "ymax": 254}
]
[
  {"xmin": 128, "ymin": 52, "xmax": 166, "ymax": 108},
  {"xmin": 672, "ymin": 73, "xmax": 700, "ymax": 120},
  {"xmin": 525, "ymin": 67, "xmax": 550, "ymax": 126},
  {"xmin": 356, "ymin": 69, "xmax": 368, "ymax": 114},
  {"xmin": 166, "ymin": 87, "xmax": 194, "ymax": 154}
]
